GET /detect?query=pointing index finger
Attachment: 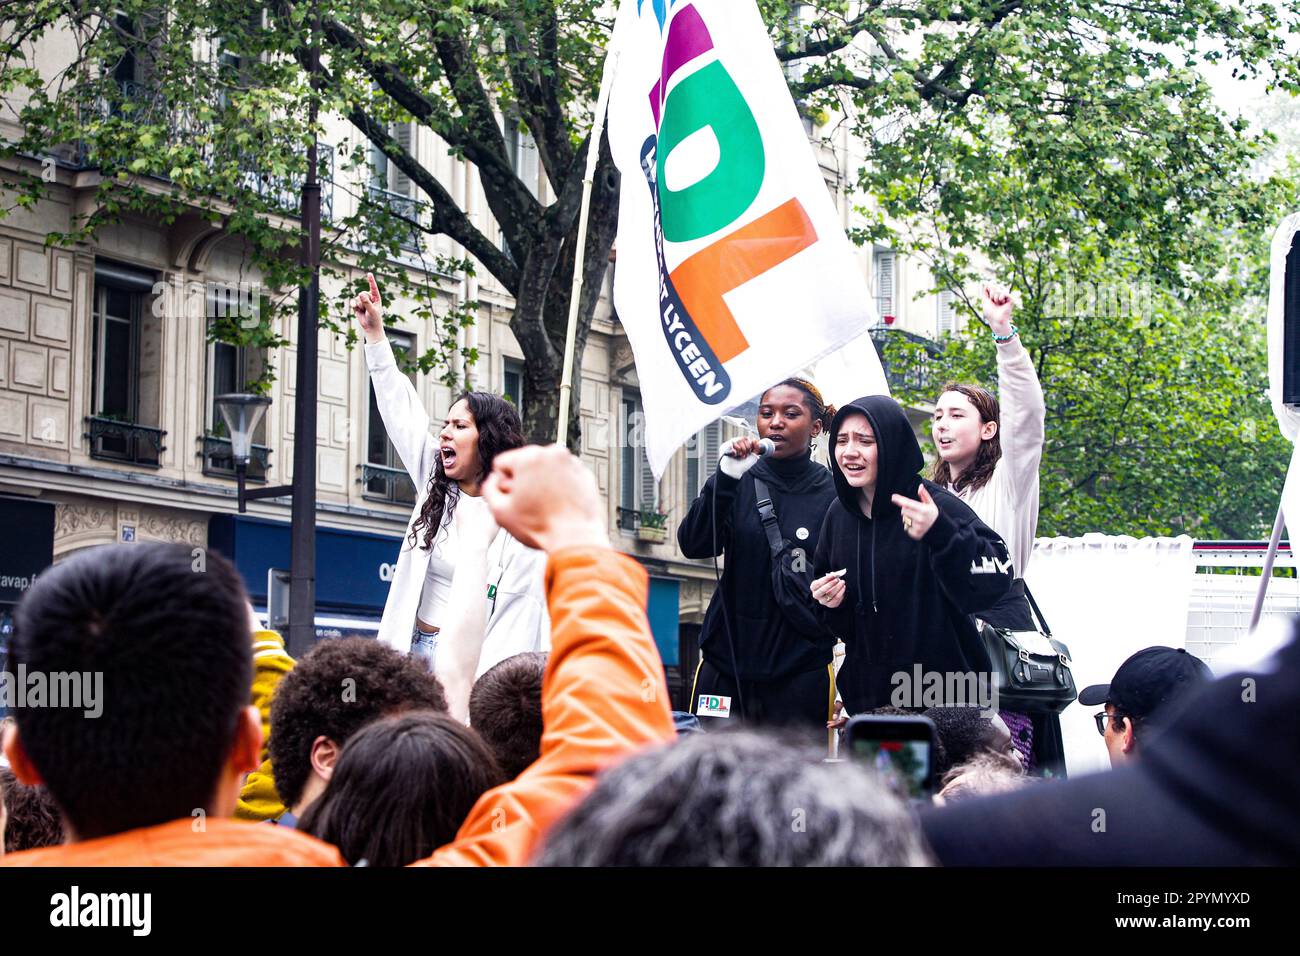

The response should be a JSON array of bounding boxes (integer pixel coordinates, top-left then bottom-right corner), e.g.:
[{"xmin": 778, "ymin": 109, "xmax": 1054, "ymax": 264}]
[{"xmin": 367, "ymin": 272, "xmax": 380, "ymax": 305}]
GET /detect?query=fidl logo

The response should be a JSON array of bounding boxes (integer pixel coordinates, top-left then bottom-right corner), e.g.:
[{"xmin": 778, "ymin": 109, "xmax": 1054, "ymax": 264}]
[{"xmin": 638, "ymin": 0, "xmax": 819, "ymax": 405}]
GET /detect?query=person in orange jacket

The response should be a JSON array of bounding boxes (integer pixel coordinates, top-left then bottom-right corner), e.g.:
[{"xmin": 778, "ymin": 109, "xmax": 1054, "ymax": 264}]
[{"xmin": 2, "ymin": 444, "xmax": 675, "ymax": 867}]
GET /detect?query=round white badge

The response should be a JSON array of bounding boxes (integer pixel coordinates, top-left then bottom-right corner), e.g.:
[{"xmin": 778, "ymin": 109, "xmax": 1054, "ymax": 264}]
[{"xmin": 796, "ymin": 527, "xmax": 809, "ymax": 541}]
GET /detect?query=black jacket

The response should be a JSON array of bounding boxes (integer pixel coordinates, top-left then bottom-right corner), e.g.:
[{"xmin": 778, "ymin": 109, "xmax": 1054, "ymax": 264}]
[
  {"xmin": 678, "ymin": 450, "xmax": 837, "ymax": 681},
  {"xmin": 813, "ymin": 395, "xmax": 1012, "ymax": 714},
  {"xmin": 921, "ymin": 624, "xmax": 1300, "ymax": 865}
]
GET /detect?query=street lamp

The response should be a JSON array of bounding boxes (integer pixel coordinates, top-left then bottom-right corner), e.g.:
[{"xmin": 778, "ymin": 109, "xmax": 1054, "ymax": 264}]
[{"xmin": 215, "ymin": 392, "xmax": 292, "ymax": 513}]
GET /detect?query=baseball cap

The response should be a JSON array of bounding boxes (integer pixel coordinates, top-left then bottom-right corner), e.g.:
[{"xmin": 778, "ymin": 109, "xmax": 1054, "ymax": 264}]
[
  {"xmin": 1077, "ymin": 646, "xmax": 1212, "ymax": 723},
  {"xmin": 920, "ymin": 624, "xmax": 1300, "ymax": 865}
]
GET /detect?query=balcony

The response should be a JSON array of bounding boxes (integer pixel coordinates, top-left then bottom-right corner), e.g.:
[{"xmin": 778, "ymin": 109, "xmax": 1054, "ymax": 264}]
[
  {"xmin": 365, "ymin": 185, "xmax": 424, "ymax": 253},
  {"xmin": 74, "ymin": 82, "xmax": 334, "ymax": 221},
  {"xmin": 868, "ymin": 324, "xmax": 944, "ymax": 395},
  {"xmin": 359, "ymin": 462, "xmax": 417, "ymax": 506},
  {"xmin": 84, "ymin": 417, "xmax": 166, "ymax": 468},
  {"xmin": 200, "ymin": 434, "xmax": 271, "ymax": 481}
]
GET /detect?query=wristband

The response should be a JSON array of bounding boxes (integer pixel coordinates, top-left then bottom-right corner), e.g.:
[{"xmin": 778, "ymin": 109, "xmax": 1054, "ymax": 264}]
[{"xmin": 992, "ymin": 323, "xmax": 1018, "ymax": 343}]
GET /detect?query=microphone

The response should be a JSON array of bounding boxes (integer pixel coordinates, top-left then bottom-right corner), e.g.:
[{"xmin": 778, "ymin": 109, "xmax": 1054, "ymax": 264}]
[{"xmin": 722, "ymin": 438, "xmax": 776, "ymax": 460}]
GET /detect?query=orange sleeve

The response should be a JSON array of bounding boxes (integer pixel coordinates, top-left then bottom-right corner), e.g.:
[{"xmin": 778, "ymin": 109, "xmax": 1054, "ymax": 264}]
[{"xmin": 415, "ymin": 546, "xmax": 676, "ymax": 867}]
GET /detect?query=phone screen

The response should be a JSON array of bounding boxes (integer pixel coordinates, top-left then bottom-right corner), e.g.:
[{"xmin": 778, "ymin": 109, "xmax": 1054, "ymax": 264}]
[{"xmin": 845, "ymin": 715, "xmax": 936, "ymax": 799}]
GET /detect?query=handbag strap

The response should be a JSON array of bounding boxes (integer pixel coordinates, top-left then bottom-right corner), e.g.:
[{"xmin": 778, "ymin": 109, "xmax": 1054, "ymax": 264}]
[
  {"xmin": 1022, "ymin": 581, "xmax": 1052, "ymax": 638},
  {"xmin": 751, "ymin": 477, "xmax": 785, "ymax": 560}
]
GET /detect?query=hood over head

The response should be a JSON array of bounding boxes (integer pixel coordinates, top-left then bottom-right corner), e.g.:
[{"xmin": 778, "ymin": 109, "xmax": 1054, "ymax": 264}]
[{"xmin": 828, "ymin": 394, "xmax": 924, "ymax": 518}]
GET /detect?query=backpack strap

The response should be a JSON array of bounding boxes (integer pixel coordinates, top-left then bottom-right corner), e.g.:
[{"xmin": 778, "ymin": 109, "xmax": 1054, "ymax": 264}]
[{"xmin": 752, "ymin": 477, "xmax": 785, "ymax": 560}]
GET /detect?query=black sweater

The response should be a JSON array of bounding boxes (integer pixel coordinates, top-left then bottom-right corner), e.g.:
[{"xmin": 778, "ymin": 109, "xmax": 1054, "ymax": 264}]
[
  {"xmin": 813, "ymin": 395, "xmax": 1013, "ymax": 714},
  {"xmin": 677, "ymin": 450, "xmax": 837, "ymax": 681}
]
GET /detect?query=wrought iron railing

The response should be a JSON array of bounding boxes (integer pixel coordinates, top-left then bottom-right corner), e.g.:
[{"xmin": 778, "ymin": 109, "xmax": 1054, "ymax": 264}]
[
  {"xmin": 74, "ymin": 81, "xmax": 334, "ymax": 220},
  {"xmin": 359, "ymin": 462, "xmax": 417, "ymax": 506},
  {"xmin": 200, "ymin": 435, "xmax": 271, "ymax": 481},
  {"xmin": 84, "ymin": 416, "xmax": 167, "ymax": 467},
  {"xmin": 868, "ymin": 325, "xmax": 944, "ymax": 395},
  {"xmin": 616, "ymin": 507, "xmax": 641, "ymax": 533},
  {"xmin": 366, "ymin": 185, "xmax": 424, "ymax": 252}
]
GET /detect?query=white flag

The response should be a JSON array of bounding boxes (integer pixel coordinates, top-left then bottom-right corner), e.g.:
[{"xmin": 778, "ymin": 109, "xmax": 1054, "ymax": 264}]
[{"xmin": 606, "ymin": 0, "xmax": 888, "ymax": 477}]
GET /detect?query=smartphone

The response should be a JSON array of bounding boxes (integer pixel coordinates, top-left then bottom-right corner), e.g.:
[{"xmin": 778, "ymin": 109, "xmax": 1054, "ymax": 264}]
[{"xmin": 844, "ymin": 714, "xmax": 937, "ymax": 800}]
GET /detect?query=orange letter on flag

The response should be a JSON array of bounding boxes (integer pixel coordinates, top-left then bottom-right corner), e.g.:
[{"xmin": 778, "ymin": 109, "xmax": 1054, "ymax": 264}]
[{"xmin": 669, "ymin": 198, "xmax": 818, "ymax": 364}]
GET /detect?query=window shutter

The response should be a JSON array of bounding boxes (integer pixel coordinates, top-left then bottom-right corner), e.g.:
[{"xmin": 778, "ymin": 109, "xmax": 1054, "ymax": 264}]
[
  {"xmin": 876, "ymin": 251, "xmax": 895, "ymax": 318},
  {"xmin": 703, "ymin": 422, "xmax": 721, "ymax": 485},
  {"xmin": 937, "ymin": 289, "xmax": 957, "ymax": 336},
  {"xmin": 639, "ymin": 443, "xmax": 656, "ymax": 510},
  {"xmin": 391, "ymin": 122, "xmax": 414, "ymax": 196}
]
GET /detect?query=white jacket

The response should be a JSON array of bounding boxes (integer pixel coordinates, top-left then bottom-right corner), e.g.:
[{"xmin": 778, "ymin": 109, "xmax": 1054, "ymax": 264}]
[
  {"xmin": 949, "ymin": 335, "xmax": 1045, "ymax": 578},
  {"xmin": 365, "ymin": 339, "xmax": 550, "ymax": 676}
]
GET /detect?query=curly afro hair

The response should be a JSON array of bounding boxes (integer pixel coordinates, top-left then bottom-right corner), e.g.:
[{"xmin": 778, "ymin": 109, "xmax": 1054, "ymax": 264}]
[
  {"xmin": 268, "ymin": 638, "xmax": 448, "ymax": 811},
  {"xmin": 1, "ymin": 765, "xmax": 65, "ymax": 853}
]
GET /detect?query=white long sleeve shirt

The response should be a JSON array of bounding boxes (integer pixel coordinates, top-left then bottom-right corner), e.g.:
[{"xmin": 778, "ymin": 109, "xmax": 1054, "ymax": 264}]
[
  {"xmin": 947, "ymin": 335, "xmax": 1045, "ymax": 578},
  {"xmin": 365, "ymin": 338, "xmax": 550, "ymax": 676}
]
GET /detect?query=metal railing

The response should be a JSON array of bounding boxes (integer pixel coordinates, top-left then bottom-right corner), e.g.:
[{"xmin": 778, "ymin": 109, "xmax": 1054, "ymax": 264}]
[
  {"xmin": 84, "ymin": 416, "xmax": 167, "ymax": 467},
  {"xmin": 200, "ymin": 435, "xmax": 271, "ymax": 481},
  {"xmin": 358, "ymin": 462, "xmax": 417, "ymax": 505},
  {"xmin": 74, "ymin": 81, "xmax": 335, "ymax": 221},
  {"xmin": 868, "ymin": 324, "xmax": 944, "ymax": 395},
  {"xmin": 366, "ymin": 185, "xmax": 424, "ymax": 252}
]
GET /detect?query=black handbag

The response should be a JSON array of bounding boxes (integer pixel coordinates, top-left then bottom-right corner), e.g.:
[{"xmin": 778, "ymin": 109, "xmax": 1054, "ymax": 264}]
[{"xmin": 977, "ymin": 583, "xmax": 1076, "ymax": 714}]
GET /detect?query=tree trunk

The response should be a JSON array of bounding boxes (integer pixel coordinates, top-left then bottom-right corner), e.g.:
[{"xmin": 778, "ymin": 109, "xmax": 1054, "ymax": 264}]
[{"xmin": 512, "ymin": 138, "xmax": 620, "ymax": 451}]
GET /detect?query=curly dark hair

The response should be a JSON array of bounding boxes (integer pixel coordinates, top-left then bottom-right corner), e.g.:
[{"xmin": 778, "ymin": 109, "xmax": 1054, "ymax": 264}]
[
  {"xmin": 929, "ymin": 381, "xmax": 1002, "ymax": 494},
  {"xmin": 268, "ymin": 638, "xmax": 448, "ymax": 812},
  {"xmin": 408, "ymin": 391, "xmax": 526, "ymax": 551},
  {"xmin": 0, "ymin": 765, "xmax": 65, "ymax": 853}
]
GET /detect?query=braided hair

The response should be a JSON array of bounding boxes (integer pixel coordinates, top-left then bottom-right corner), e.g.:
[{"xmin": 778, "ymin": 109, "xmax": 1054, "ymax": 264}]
[{"xmin": 764, "ymin": 377, "xmax": 836, "ymax": 432}]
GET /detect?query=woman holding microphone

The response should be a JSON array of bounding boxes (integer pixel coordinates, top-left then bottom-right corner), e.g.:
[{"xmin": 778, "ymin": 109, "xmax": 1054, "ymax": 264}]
[
  {"xmin": 678, "ymin": 379, "xmax": 839, "ymax": 730},
  {"xmin": 352, "ymin": 275, "xmax": 548, "ymax": 678}
]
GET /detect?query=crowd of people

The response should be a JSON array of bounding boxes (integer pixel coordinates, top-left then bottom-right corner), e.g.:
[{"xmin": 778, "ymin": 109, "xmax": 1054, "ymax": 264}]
[{"xmin": 0, "ymin": 276, "xmax": 1294, "ymax": 867}]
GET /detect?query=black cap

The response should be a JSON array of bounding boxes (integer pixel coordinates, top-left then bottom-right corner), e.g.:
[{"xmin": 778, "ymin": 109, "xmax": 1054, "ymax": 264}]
[{"xmin": 1077, "ymin": 646, "xmax": 1212, "ymax": 723}]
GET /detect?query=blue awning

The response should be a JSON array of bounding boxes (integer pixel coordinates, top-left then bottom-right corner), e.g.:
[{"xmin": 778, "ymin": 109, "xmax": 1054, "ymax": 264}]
[{"xmin": 209, "ymin": 514, "xmax": 403, "ymax": 615}]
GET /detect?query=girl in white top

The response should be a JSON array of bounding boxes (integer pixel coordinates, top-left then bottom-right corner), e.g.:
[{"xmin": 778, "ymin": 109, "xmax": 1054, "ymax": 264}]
[
  {"xmin": 931, "ymin": 282, "xmax": 1063, "ymax": 775},
  {"xmin": 351, "ymin": 276, "xmax": 549, "ymax": 687},
  {"xmin": 931, "ymin": 282, "xmax": 1045, "ymax": 628}
]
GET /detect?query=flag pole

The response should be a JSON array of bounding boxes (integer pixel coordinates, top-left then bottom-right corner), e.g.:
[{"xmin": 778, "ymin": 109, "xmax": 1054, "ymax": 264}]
[{"xmin": 556, "ymin": 43, "xmax": 621, "ymax": 446}]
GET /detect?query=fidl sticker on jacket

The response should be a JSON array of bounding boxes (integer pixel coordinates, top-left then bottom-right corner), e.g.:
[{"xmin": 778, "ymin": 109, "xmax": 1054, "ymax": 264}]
[{"xmin": 697, "ymin": 695, "xmax": 732, "ymax": 718}]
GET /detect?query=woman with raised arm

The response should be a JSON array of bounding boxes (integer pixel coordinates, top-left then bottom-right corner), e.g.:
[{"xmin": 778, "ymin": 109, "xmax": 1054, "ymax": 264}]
[
  {"xmin": 677, "ymin": 379, "xmax": 838, "ymax": 731},
  {"xmin": 931, "ymin": 282, "xmax": 1063, "ymax": 774},
  {"xmin": 351, "ymin": 275, "xmax": 548, "ymax": 679}
]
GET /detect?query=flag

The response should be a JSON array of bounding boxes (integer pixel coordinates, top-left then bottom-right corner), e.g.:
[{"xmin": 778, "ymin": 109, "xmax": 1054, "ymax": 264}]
[{"xmin": 605, "ymin": 0, "xmax": 888, "ymax": 478}]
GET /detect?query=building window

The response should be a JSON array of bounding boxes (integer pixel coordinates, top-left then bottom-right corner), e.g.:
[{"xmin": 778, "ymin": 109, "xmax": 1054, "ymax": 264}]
[
  {"xmin": 874, "ymin": 249, "xmax": 896, "ymax": 323},
  {"xmin": 88, "ymin": 261, "xmax": 165, "ymax": 466},
  {"xmin": 203, "ymin": 302, "xmax": 268, "ymax": 479},
  {"xmin": 936, "ymin": 288, "xmax": 958, "ymax": 337},
  {"xmin": 686, "ymin": 420, "xmax": 723, "ymax": 498},
  {"xmin": 502, "ymin": 357, "xmax": 525, "ymax": 417},
  {"xmin": 619, "ymin": 391, "xmax": 656, "ymax": 532},
  {"xmin": 363, "ymin": 330, "xmax": 418, "ymax": 505},
  {"xmin": 368, "ymin": 121, "xmax": 421, "ymax": 252}
]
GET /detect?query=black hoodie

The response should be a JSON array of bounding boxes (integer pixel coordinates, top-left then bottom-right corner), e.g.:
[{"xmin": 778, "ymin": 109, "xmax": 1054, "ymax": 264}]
[
  {"xmin": 678, "ymin": 450, "xmax": 837, "ymax": 681},
  {"xmin": 813, "ymin": 395, "xmax": 1013, "ymax": 714}
]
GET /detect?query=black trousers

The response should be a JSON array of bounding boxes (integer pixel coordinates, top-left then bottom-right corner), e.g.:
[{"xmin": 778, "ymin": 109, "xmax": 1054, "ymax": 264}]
[{"xmin": 690, "ymin": 658, "xmax": 836, "ymax": 732}]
